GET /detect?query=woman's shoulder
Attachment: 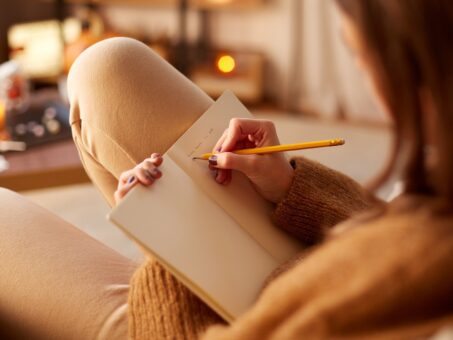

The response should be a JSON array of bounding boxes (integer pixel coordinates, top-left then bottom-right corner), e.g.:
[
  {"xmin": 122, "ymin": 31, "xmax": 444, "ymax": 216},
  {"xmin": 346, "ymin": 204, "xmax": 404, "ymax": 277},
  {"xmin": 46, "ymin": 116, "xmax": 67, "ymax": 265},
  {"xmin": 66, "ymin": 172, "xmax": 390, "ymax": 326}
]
[{"xmin": 254, "ymin": 195, "xmax": 453, "ymax": 337}]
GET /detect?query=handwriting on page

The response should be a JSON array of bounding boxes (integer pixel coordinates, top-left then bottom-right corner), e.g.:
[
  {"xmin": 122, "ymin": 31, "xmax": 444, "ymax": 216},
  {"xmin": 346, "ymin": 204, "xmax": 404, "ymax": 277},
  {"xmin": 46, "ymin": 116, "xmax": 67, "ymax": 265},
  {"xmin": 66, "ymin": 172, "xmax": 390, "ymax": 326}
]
[{"xmin": 187, "ymin": 128, "xmax": 215, "ymax": 158}]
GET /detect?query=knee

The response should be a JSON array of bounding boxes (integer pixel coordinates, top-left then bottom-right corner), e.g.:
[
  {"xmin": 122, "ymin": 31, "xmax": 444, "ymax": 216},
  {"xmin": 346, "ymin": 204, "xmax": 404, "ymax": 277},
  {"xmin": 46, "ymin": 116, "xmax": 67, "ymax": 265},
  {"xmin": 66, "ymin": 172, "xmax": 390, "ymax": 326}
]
[
  {"xmin": 67, "ymin": 37, "xmax": 152, "ymax": 104},
  {"xmin": 67, "ymin": 38, "xmax": 151, "ymax": 171},
  {"xmin": 68, "ymin": 38, "xmax": 160, "ymax": 122}
]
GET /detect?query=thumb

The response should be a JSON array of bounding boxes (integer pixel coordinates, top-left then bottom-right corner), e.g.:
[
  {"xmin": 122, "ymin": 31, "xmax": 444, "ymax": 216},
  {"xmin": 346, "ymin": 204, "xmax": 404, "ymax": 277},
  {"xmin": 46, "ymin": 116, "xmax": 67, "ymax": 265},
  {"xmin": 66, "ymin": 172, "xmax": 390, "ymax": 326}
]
[{"xmin": 213, "ymin": 152, "xmax": 258, "ymax": 175}]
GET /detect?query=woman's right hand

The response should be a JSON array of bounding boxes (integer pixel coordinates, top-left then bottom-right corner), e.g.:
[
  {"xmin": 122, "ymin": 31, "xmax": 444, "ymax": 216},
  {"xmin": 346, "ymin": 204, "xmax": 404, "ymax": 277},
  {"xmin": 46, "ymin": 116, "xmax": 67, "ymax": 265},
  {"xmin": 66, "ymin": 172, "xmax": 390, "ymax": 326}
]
[
  {"xmin": 209, "ymin": 118, "xmax": 294, "ymax": 204},
  {"xmin": 114, "ymin": 153, "xmax": 163, "ymax": 205}
]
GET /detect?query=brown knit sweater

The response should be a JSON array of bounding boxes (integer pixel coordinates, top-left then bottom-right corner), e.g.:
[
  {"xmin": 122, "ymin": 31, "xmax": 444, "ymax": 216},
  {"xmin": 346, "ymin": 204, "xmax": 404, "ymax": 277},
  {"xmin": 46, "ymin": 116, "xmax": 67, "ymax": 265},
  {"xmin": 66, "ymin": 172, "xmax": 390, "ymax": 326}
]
[{"xmin": 128, "ymin": 157, "xmax": 453, "ymax": 339}]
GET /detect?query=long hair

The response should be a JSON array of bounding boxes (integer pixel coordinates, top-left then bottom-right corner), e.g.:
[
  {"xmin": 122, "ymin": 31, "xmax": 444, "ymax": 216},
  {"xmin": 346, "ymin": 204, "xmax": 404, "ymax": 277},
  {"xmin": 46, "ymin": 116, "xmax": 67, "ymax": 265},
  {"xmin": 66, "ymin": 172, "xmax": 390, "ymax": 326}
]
[{"xmin": 335, "ymin": 0, "xmax": 453, "ymax": 204}]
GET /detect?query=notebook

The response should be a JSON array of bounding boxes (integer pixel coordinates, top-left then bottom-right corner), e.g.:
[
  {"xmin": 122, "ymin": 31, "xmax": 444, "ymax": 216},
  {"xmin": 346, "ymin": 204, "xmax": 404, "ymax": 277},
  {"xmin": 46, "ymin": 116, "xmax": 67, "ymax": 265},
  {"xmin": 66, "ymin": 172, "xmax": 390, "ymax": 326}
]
[{"xmin": 108, "ymin": 90, "xmax": 303, "ymax": 322}]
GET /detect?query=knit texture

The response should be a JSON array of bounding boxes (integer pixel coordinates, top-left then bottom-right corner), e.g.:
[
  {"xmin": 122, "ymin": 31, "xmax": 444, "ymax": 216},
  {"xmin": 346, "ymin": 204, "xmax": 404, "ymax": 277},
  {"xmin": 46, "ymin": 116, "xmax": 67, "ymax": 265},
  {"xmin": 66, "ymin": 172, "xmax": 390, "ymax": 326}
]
[
  {"xmin": 128, "ymin": 259, "xmax": 223, "ymax": 339},
  {"xmin": 272, "ymin": 157, "xmax": 373, "ymax": 244}
]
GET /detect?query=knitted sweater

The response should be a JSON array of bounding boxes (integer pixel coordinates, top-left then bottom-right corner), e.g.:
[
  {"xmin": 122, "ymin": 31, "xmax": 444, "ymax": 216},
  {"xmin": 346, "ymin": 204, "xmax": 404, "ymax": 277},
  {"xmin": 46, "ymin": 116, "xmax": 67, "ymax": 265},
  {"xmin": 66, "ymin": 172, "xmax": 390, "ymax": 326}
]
[{"xmin": 128, "ymin": 157, "xmax": 453, "ymax": 339}]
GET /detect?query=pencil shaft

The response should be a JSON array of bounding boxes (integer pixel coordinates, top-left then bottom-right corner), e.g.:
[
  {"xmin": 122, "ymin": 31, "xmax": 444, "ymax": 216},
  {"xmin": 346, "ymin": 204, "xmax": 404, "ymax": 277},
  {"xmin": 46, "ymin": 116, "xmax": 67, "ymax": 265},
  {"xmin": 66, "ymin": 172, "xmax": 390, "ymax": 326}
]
[{"xmin": 195, "ymin": 138, "xmax": 345, "ymax": 160}]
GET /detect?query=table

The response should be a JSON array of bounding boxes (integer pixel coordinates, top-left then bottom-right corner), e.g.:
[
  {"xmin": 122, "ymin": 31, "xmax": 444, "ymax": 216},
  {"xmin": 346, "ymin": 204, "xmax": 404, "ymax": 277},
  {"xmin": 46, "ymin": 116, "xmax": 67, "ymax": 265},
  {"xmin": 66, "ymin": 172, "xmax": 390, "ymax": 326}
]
[{"xmin": 0, "ymin": 139, "xmax": 90, "ymax": 191}]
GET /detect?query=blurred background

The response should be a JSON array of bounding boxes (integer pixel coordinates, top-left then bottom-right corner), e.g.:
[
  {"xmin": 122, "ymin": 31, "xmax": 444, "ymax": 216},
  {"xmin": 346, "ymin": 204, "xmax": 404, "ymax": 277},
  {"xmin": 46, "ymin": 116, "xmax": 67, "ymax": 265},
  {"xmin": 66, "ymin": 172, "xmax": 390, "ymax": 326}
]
[{"xmin": 0, "ymin": 0, "xmax": 392, "ymax": 260}]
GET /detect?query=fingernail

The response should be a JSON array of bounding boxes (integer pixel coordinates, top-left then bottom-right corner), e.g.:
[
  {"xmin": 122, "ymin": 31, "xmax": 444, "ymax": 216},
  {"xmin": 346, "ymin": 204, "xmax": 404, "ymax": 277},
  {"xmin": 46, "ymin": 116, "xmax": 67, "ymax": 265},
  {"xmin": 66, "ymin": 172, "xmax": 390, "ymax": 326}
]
[
  {"xmin": 128, "ymin": 176, "xmax": 135, "ymax": 184},
  {"xmin": 209, "ymin": 155, "xmax": 218, "ymax": 166},
  {"xmin": 152, "ymin": 153, "xmax": 161, "ymax": 158}
]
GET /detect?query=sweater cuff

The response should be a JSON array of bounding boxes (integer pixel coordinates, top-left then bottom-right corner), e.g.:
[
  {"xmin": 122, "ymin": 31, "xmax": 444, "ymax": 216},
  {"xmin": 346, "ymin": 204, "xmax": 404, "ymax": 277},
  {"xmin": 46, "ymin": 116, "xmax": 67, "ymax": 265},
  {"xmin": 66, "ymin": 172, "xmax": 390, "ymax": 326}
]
[{"xmin": 272, "ymin": 157, "xmax": 372, "ymax": 245}]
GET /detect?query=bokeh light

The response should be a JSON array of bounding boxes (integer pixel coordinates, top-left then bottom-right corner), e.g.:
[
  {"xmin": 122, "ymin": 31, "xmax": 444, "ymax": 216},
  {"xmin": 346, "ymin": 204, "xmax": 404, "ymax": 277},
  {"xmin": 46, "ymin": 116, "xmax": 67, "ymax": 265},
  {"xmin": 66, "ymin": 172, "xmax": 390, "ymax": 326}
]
[{"xmin": 217, "ymin": 54, "xmax": 236, "ymax": 74}]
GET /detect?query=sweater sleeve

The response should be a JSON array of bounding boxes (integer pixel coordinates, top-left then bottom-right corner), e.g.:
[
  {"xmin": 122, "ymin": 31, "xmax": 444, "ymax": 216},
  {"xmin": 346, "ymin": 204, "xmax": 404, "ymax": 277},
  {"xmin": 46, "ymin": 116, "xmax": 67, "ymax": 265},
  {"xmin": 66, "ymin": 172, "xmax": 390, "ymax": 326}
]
[{"xmin": 272, "ymin": 157, "xmax": 375, "ymax": 245}]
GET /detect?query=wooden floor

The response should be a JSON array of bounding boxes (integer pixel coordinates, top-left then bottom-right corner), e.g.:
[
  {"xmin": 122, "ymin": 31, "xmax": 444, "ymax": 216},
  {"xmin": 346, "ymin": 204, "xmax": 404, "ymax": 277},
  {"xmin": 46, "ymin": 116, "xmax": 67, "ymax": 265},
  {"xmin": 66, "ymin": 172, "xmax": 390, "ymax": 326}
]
[{"xmin": 22, "ymin": 113, "xmax": 392, "ymax": 261}]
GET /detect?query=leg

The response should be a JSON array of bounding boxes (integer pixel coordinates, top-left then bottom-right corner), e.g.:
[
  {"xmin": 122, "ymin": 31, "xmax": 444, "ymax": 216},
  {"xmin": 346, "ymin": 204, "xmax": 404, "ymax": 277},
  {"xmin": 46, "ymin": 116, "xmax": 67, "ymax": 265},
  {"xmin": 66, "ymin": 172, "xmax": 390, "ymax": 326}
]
[
  {"xmin": 68, "ymin": 37, "xmax": 213, "ymax": 206},
  {"xmin": 0, "ymin": 189, "xmax": 137, "ymax": 339},
  {"xmin": 68, "ymin": 37, "xmax": 222, "ymax": 338}
]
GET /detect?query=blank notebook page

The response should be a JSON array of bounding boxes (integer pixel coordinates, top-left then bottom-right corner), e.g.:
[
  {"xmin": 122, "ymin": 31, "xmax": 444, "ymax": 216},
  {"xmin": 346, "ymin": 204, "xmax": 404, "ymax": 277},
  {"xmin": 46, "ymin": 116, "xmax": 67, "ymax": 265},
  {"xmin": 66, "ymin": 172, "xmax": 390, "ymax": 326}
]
[
  {"xmin": 109, "ymin": 156, "xmax": 279, "ymax": 321},
  {"xmin": 167, "ymin": 91, "xmax": 301, "ymax": 262}
]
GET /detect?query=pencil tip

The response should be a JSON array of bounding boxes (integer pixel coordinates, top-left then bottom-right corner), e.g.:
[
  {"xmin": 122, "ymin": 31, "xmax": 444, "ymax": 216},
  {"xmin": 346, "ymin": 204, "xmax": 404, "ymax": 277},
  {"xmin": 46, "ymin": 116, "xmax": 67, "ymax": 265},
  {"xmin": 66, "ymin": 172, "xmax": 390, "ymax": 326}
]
[{"xmin": 332, "ymin": 138, "xmax": 345, "ymax": 145}]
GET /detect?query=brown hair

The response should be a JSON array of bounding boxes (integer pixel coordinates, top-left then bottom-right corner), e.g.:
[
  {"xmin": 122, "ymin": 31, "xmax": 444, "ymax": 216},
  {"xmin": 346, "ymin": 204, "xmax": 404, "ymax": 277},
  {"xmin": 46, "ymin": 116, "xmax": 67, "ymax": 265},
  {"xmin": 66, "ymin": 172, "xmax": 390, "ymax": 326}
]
[{"xmin": 335, "ymin": 0, "xmax": 453, "ymax": 204}]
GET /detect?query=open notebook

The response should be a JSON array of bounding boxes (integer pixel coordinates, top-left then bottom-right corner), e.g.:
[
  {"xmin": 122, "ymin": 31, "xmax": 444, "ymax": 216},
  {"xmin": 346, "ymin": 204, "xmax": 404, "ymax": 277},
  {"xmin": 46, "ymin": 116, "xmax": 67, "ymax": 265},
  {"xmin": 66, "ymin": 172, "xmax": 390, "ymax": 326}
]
[{"xmin": 108, "ymin": 91, "xmax": 303, "ymax": 322}]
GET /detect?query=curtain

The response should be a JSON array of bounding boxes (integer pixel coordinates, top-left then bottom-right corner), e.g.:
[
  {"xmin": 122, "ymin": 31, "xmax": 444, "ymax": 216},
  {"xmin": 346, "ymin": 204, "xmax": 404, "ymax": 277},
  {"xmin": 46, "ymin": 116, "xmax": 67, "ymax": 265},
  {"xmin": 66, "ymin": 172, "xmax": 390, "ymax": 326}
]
[{"xmin": 288, "ymin": 0, "xmax": 388, "ymax": 123}]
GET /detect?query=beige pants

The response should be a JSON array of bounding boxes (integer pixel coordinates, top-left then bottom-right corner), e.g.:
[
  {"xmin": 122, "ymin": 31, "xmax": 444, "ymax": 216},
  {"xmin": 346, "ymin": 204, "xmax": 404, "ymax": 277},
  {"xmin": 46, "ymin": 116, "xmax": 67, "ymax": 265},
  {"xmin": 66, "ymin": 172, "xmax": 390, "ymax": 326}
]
[{"xmin": 0, "ymin": 38, "xmax": 213, "ymax": 339}]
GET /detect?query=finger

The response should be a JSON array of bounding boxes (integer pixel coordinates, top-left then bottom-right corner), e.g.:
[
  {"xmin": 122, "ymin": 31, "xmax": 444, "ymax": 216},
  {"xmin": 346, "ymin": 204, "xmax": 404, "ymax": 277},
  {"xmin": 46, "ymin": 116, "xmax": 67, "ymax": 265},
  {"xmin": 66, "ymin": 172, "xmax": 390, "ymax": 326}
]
[
  {"xmin": 148, "ymin": 167, "xmax": 162, "ymax": 179},
  {"xmin": 135, "ymin": 167, "xmax": 155, "ymax": 185},
  {"xmin": 118, "ymin": 174, "xmax": 137, "ymax": 191},
  {"xmin": 223, "ymin": 171, "xmax": 232, "ymax": 186},
  {"xmin": 222, "ymin": 118, "xmax": 267, "ymax": 152},
  {"xmin": 114, "ymin": 176, "xmax": 138, "ymax": 203},
  {"xmin": 209, "ymin": 131, "xmax": 227, "ymax": 176},
  {"xmin": 141, "ymin": 160, "xmax": 155, "ymax": 172},
  {"xmin": 213, "ymin": 129, "xmax": 228, "ymax": 153},
  {"xmin": 221, "ymin": 119, "xmax": 247, "ymax": 152},
  {"xmin": 119, "ymin": 169, "xmax": 136, "ymax": 184},
  {"xmin": 150, "ymin": 154, "xmax": 164, "ymax": 167},
  {"xmin": 234, "ymin": 140, "xmax": 256, "ymax": 150},
  {"xmin": 115, "ymin": 184, "xmax": 131, "ymax": 203},
  {"xmin": 142, "ymin": 155, "xmax": 163, "ymax": 167},
  {"xmin": 141, "ymin": 160, "xmax": 157, "ymax": 172},
  {"xmin": 215, "ymin": 169, "xmax": 229, "ymax": 184},
  {"xmin": 152, "ymin": 156, "xmax": 163, "ymax": 167},
  {"xmin": 212, "ymin": 152, "xmax": 259, "ymax": 175},
  {"xmin": 141, "ymin": 161, "xmax": 163, "ymax": 180},
  {"xmin": 216, "ymin": 169, "xmax": 232, "ymax": 185}
]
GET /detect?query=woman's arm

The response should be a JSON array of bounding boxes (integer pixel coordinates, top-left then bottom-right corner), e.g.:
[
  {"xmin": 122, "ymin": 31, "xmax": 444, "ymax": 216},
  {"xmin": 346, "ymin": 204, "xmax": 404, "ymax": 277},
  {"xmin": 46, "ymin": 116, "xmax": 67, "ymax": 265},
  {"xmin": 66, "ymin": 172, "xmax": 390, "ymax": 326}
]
[
  {"xmin": 272, "ymin": 156, "xmax": 378, "ymax": 245},
  {"xmin": 209, "ymin": 118, "xmax": 380, "ymax": 245}
]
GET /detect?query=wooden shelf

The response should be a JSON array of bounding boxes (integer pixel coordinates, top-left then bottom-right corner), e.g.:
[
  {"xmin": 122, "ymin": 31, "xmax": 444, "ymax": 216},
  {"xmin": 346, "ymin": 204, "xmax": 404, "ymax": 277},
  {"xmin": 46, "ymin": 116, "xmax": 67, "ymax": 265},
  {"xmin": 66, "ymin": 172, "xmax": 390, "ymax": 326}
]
[
  {"xmin": 0, "ymin": 139, "xmax": 90, "ymax": 192},
  {"xmin": 63, "ymin": 0, "xmax": 263, "ymax": 10}
]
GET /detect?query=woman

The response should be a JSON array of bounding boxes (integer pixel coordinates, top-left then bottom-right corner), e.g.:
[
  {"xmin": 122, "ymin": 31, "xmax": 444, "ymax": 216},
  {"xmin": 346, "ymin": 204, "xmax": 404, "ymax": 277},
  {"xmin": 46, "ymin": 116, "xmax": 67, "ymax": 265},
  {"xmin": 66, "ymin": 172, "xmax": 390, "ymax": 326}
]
[
  {"xmin": 1, "ymin": 0, "xmax": 451, "ymax": 338},
  {"xmin": 107, "ymin": 0, "xmax": 453, "ymax": 338}
]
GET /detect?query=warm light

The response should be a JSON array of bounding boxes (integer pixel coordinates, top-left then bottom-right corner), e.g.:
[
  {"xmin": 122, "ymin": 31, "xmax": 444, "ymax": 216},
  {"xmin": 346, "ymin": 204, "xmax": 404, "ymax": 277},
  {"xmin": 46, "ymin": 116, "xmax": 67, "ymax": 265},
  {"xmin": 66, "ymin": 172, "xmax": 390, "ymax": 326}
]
[
  {"xmin": 0, "ymin": 101, "xmax": 5, "ymax": 130},
  {"xmin": 207, "ymin": 0, "xmax": 234, "ymax": 3},
  {"xmin": 217, "ymin": 55, "xmax": 236, "ymax": 74}
]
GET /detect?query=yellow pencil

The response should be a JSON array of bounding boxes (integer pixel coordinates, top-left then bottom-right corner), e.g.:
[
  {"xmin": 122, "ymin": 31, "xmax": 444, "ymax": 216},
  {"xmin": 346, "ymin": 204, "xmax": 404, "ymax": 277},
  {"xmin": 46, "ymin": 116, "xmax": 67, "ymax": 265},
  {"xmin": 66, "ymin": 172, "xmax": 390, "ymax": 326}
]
[{"xmin": 192, "ymin": 138, "xmax": 345, "ymax": 160}]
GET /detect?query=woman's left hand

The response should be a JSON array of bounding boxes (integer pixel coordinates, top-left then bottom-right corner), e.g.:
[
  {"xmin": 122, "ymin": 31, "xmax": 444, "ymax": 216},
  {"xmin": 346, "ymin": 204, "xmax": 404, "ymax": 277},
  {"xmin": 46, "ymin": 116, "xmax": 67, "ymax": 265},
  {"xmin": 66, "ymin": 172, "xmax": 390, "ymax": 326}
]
[{"xmin": 114, "ymin": 153, "xmax": 163, "ymax": 205}]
